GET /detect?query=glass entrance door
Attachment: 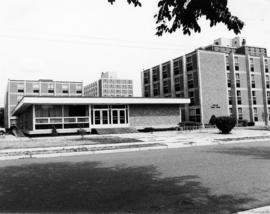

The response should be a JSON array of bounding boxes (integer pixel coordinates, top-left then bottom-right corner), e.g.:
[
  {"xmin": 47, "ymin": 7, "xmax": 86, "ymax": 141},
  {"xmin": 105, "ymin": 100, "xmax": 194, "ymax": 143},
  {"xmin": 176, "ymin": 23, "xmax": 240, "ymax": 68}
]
[
  {"xmin": 94, "ymin": 110, "xmax": 109, "ymax": 125},
  {"xmin": 111, "ymin": 109, "xmax": 126, "ymax": 124},
  {"xmin": 112, "ymin": 110, "xmax": 118, "ymax": 124},
  {"xmin": 102, "ymin": 110, "xmax": 109, "ymax": 125}
]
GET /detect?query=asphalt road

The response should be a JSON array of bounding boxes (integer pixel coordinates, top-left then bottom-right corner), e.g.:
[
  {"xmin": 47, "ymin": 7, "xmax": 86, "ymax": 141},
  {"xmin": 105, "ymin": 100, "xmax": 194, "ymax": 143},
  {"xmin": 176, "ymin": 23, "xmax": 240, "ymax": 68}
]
[{"xmin": 0, "ymin": 140, "xmax": 270, "ymax": 213}]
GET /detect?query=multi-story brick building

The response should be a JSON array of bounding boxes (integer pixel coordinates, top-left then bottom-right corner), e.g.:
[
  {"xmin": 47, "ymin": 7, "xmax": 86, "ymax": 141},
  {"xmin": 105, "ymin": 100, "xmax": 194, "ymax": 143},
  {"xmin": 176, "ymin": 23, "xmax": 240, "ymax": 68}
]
[
  {"xmin": 142, "ymin": 37, "xmax": 270, "ymax": 125},
  {"xmin": 84, "ymin": 72, "xmax": 133, "ymax": 97},
  {"xmin": 4, "ymin": 79, "xmax": 83, "ymax": 128}
]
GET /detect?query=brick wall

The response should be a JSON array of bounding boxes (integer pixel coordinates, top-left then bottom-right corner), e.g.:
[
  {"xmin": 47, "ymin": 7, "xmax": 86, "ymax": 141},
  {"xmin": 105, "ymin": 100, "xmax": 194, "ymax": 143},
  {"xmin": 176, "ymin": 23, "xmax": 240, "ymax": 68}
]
[{"xmin": 129, "ymin": 104, "xmax": 180, "ymax": 127}]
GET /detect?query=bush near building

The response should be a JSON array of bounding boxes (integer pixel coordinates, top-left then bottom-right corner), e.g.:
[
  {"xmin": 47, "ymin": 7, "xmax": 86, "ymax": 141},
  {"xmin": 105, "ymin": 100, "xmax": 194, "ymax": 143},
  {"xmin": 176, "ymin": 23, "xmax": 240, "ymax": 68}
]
[
  {"xmin": 215, "ymin": 116, "xmax": 237, "ymax": 134},
  {"xmin": 237, "ymin": 119, "xmax": 248, "ymax": 127},
  {"xmin": 209, "ymin": 115, "xmax": 216, "ymax": 125}
]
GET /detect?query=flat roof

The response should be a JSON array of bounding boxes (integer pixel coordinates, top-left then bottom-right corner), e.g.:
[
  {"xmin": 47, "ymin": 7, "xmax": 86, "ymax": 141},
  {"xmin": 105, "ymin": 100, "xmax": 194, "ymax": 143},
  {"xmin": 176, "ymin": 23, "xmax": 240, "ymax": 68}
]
[{"xmin": 12, "ymin": 96, "xmax": 190, "ymax": 116}]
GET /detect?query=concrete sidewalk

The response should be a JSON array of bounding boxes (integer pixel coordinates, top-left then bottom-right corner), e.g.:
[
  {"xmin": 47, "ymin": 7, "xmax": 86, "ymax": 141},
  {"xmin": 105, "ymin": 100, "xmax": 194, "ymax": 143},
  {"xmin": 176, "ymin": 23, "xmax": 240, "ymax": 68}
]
[{"xmin": 1, "ymin": 128, "xmax": 270, "ymax": 160}]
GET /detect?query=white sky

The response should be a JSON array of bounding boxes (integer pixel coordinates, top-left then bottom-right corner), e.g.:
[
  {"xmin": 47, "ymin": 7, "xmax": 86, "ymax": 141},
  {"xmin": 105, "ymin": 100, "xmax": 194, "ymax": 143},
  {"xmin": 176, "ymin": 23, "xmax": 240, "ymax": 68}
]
[{"xmin": 0, "ymin": 0, "xmax": 270, "ymax": 107}]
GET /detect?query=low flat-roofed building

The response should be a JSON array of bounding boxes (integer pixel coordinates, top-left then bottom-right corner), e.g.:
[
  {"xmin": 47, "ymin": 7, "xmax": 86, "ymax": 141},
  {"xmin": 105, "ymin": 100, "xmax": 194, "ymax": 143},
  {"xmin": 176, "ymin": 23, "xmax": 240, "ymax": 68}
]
[{"xmin": 12, "ymin": 96, "xmax": 190, "ymax": 135}]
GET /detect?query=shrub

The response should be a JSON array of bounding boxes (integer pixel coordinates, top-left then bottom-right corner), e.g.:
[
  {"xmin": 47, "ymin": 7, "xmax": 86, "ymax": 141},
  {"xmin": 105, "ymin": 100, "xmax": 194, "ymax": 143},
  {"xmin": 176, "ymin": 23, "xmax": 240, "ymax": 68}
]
[
  {"xmin": 215, "ymin": 116, "xmax": 237, "ymax": 134},
  {"xmin": 247, "ymin": 121, "xmax": 255, "ymax": 126},
  {"xmin": 77, "ymin": 128, "xmax": 87, "ymax": 140},
  {"xmin": 139, "ymin": 127, "xmax": 155, "ymax": 132},
  {"xmin": 209, "ymin": 115, "xmax": 216, "ymax": 125},
  {"xmin": 51, "ymin": 126, "xmax": 58, "ymax": 136},
  {"xmin": 237, "ymin": 119, "xmax": 248, "ymax": 127}
]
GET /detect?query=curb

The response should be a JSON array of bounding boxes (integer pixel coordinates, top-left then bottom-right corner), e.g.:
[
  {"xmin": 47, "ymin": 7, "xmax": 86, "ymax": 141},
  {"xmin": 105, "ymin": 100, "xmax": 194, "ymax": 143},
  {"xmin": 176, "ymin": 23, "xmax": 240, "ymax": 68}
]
[{"xmin": 0, "ymin": 145, "xmax": 168, "ymax": 161}]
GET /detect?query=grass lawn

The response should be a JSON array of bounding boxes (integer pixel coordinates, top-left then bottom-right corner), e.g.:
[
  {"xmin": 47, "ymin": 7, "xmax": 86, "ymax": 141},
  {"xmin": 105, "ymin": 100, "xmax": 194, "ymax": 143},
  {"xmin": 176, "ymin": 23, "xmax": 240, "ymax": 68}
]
[{"xmin": 0, "ymin": 136, "xmax": 143, "ymax": 150}]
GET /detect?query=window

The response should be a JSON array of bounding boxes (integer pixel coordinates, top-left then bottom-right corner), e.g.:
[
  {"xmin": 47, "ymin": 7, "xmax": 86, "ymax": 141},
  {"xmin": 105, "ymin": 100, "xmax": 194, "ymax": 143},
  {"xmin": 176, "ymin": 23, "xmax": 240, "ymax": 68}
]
[
  {"xmin": 174, "ymin": 77, "xmax": 180, "ymax": 92},
  {"xmin": 173, "ymin": 59, "xmax": 182, "ymax": 75},
  {"xmin": 33, "ymin": 83, "xmax": 39, "ymax": 93},
  {"xmin": 237, "ymin": 90, "xmax": 241, "ymax": 105},
  {"xmin": 267, "ymin": 91, "xmax": 270, "ymax": 105},
  {"xmin": 229, "ymin": 108, "xmax": 233, "ymax": 117},
  {"xmin": 253, "ymin": 107, "xmax": 258, "ymax": 121},
  {"xmin": 187, "ymin": 73, "xmax": 194, "ymax": 89},
  {"xmin": 144, "ymin": 85, "xmax": 150, "ymax": 97},
  {"xmin": 62, "ymin": 84, "xmax": 69, "ymax": 94},
  {"xmin": 228, "ymin": 90, "xmax": 232, "ymax": 105},
  {"xmin": 226, "ymin": 56, "xmax": 230, "ymax": 70},
  {"xmin": 162, "ymin": 63, "xmax": 171, "ymax": 79},
  {"xmin": 266, "ymin": 75, "xmax": 270, "ymax": 89},
  {"xmin": 163, "ymin": 79, "xmax": 171, "ymax": 94},
  {"xmin": 153, "ymin": 83, "xmax": 160, "ymax": 96},
  {"xmin": 143, "ymin": 70, "xmax": 150, "ymax": 84},
  {"xmin": 227, "ymin": 73, "xmax": 231, "ymax": 88},
  {"xmin": 48, "ymin": 83, "xmax": 54, "ymax": 93},
  {"xmin": 265, "ymin": 59, "xmax": 269, "ymax": 73},
  {"xmin": 189, "ymin": 91, "xmax": 195, "ymax": 106},
  {"xmin": 234, "ymin": 56, "xmax": 239, "ymax": 71},
  {"xmin": 186, "ymin": 56, "xmax": 193, "ymax": 71},
  {"xmin": 238, "ymin": 108, "xmax": 243, "ymax": 120},
  {"xmin": 17, "ymin": 83, "xmax": 24, "ymax": 93},
  {"xmin": 250, "ymin": 57, "xmax": 254, "ymax": 72},
  {"xmin": 235, "ymin": 73, "xmax": 240, "ymax": 88},
  {"xmin": 189, "ymin": 108, "xmax": 200, "ymax": 122},
  {"xmin": 252, "ymin": 91, "xmax": 257, "ymax": 105},
  {"xmin": 251, "ymin": 74, "xmax": 255, "ymax": 88},
  {"xmin": 76, "ymin": 85, "xmax": 82, "ymax": 94},
  {"xmin": 152, "ymin": 67, "xmax": 160, "ymax": 82}
]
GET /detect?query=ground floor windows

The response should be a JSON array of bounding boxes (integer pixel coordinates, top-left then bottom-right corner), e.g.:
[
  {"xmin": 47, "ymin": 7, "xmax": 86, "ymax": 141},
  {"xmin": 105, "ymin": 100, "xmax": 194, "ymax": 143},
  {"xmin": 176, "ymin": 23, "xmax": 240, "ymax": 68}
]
[{"xmin": 189, "ymin": 108, "xmax": 201, "ymax": 123}]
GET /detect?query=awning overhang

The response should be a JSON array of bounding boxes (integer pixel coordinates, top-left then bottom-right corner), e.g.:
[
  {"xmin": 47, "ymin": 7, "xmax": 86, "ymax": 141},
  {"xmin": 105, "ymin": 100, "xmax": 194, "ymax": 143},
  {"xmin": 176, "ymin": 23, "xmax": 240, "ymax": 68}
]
[{"xmin": 12, "ymin": 96, "xmax": 190, "ymax": 116}]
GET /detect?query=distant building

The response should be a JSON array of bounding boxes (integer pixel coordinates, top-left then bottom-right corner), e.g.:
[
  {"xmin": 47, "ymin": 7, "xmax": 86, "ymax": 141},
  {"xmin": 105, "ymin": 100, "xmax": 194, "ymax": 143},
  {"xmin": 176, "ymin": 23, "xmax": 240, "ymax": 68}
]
[
  {"xmin": 4, "ymin": 79, "xmax": 83, "ymax": 128},
  {"xmin": 84, "ymin": 72, "xmax": 133, "ymax": 97},
  {"xmin": 142, "ymin": 37, "xmax": 270, "ymax": 125}
]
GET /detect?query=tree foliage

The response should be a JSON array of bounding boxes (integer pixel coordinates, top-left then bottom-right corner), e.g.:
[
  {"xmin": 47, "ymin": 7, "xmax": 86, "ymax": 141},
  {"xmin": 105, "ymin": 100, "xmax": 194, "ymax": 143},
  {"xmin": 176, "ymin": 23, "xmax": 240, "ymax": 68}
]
[{"xmin": 108, "ymin": 0, "xmax": 244, "ymax": 36}]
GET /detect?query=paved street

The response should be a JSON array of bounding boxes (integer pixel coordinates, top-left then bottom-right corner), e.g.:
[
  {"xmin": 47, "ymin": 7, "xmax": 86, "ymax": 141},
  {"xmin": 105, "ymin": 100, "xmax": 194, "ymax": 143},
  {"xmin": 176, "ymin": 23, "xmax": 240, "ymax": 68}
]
[{"xmin": 0, "ymin": 140, "xmax": 270, "ymax": 213}]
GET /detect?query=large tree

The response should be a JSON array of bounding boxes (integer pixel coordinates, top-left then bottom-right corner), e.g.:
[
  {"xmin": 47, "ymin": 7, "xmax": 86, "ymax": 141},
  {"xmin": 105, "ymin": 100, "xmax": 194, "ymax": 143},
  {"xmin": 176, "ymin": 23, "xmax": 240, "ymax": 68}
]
[{"xmin": 108, "ymin": 0, "xmax": 244, "ymax": 36}]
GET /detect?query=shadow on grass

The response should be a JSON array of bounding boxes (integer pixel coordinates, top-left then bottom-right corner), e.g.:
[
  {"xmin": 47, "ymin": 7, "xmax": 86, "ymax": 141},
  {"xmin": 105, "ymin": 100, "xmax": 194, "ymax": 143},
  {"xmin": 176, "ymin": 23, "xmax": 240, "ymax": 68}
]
[
  {"xmin": 209, "ymin": 147, "xmax": 270, "ymax": 160},
  {"xmin": 0, "ymin": 162, "xmax": 254, "ymax": 213}
]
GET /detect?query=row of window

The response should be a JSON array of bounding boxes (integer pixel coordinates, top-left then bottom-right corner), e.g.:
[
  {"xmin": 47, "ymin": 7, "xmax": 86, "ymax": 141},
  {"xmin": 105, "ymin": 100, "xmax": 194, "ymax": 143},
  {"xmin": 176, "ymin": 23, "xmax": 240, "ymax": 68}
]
[
  {"xmin": 226, "ymin": 56, "xmax": 269, "ymax": 72},
  {"xmin": 227, "ymin": 73, "xmax": 270, "ymax": 89},
  {"xmin": 228, "ymin": 90, "xmax": 270, "ymax": 106},
  {"xmin": 102, "ymin": 89, "xmax": 133, "ymax": 94},
  {"xmin": 103, "ymin": 84, "xmax": 133, "ymax": 89},
  {"xmin": 102, "ymin": 79, "xmax": 132, "ymax": 84},
  {"xmin": 15, "ymin": 83, "xmax": 82, "ymax": 94},
  {"xmin": 143, "ymin": 55, "xmax": 195, "ymax": 85}
]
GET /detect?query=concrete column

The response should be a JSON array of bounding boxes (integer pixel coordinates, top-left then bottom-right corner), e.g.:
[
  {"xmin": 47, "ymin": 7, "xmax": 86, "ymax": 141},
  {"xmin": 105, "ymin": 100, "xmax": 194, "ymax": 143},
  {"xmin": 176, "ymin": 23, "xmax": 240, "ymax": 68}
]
[
  {"xmin": 229, "ymin": 53, "xmax": 239, "ymax": 120},
  {"xmin": 150, "ymin": 68, "xmax": 154, "ymax": 97},
  {"xmin": 141, "ymin": 71, "xmax": 144, "ymax": 97},
  {"xmin": 260, "ymin": 56, "xmax": 269, "ymax": 126},
  {"xmin": 89, "ymin": 105, "xmax": 91, "ymax": 132},
  {"xmin": 159, "ymin": 64, "xmax": 164, "ymax": 97},
  {"xmin": 62, "ymin": 105, "xmax": 64, "ymax": 129},
  {"xmin": 32, "ymin": 104, "xmax": 35, "ymax": 131},
  {"xmin": 183, "ymin": 55, "xmax": 189, "ymax": 121},
  {"xmin": 170, "ymin": 60, "xmax": 175, "ymax": 97},
  {"xmin": 245, "ymin": 54, "xmax": 254, "ymax": 122}
]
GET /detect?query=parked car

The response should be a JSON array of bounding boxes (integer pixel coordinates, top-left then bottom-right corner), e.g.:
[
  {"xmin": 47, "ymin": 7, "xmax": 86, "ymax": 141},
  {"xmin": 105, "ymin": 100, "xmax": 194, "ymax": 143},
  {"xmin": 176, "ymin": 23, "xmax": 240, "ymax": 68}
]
[{"xmin": 0, "ymin": 127, "xmax": 6, "ymax": 135}]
